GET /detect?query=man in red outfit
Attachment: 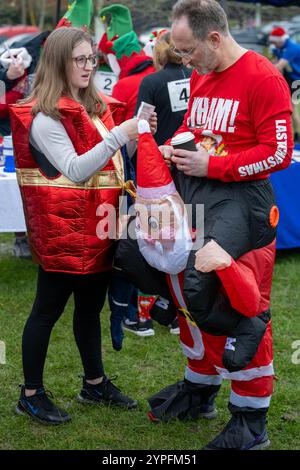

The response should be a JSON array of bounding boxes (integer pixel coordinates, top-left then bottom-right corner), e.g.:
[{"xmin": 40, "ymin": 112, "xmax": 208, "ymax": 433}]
[{"xmin": 152, "ymin": 0, "xmax": 293, "ymax": 450}]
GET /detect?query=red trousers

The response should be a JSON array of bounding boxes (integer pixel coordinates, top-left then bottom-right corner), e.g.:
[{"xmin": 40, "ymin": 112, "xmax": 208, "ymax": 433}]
[
  {"xmin": 167, "ymin": 241, "xmax": 276, "ymax": 410},
  {"xmin": 178, "ymin": 312, "xmax": 273, "ymax": 408}
]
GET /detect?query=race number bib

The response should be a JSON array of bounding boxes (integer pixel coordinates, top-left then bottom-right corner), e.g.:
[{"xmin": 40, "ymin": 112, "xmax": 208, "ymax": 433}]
[
  {"xmin": 94, "ymin": 71, "xmax": 118, "ymax": 96},
  {"xmin": 167, "ymin": 78, "xmax": 190, "ymax": 112}
]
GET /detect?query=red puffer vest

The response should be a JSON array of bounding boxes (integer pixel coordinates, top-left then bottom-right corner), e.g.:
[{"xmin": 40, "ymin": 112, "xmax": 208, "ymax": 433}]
[{"xmin": 9, "ymin": 96, "xmax": 124, "ymax": 274}]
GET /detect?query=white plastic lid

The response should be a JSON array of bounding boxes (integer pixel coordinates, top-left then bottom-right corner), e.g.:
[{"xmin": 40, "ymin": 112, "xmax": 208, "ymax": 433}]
[{"xmin": 171, "ymin": 132, "xmax": 195, "ymax": 146}]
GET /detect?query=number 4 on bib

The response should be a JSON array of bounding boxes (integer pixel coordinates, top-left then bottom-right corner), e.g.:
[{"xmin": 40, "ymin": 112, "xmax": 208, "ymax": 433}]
[{"xmin": 167, "ymin": 78, "xmax": 191, "ymax": 112}]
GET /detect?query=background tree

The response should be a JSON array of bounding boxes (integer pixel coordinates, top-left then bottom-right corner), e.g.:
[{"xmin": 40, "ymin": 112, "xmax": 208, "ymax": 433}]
[{"xmin": 0, "ymin": 1, "xmax": 300, "ymax": 32}]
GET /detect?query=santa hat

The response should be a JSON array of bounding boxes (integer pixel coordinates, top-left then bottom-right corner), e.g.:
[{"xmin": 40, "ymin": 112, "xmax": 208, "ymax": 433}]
[
  {"xmin": 99, "ymin": 4, "xmax": 133, "ymax": 41},
  {"xmin": 56, "ymin": 0, "xmax": 93, "ymax": 30},
  {"xmin": 269, "ymin": 27, "xmax": 289, "ymax": 43},
  {"xmin": 137, "ymin": 120, "xmax": 176, "ymax": 199}
]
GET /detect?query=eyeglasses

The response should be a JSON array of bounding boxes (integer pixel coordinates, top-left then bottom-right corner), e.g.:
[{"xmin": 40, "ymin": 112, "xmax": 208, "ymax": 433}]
[
  {"xmin": 72, "ymin": 55, "xmax": 97, "ymax": 69},
  {"xmin": 171, "ymin": 45, "xmax": 198, "ymax": 59}
]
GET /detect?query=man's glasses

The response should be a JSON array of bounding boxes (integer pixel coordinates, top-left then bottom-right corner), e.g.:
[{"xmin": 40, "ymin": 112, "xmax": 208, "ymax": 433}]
[
  {"xmin": 72, "ymin": 55, "xmax": 97, "ymax": 69},
  {"xmin": 171, "ymin": 45, "xmax": 197, "ymax": 59}
]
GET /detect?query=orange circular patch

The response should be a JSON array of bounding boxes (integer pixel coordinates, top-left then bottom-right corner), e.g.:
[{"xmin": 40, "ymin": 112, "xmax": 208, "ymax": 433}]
[{"xmin": 269, "ymin": 205, "xmax": 279, "ymax": 228}]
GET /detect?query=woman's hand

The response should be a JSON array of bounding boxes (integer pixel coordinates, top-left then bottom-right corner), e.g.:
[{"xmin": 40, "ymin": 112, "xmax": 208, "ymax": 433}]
[
  {"xmin": 119, "ymin": 118, "xmax": 138, "ymax": 141},
  {"xmin": 149, "ymin": 112, "xmax": 157, "ymax": 135}
]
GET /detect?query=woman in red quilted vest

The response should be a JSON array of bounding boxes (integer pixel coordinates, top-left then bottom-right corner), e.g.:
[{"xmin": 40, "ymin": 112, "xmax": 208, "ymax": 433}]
[{"xmin": 9, "ymin": 27, "xmax": 154, "ymax": 425}]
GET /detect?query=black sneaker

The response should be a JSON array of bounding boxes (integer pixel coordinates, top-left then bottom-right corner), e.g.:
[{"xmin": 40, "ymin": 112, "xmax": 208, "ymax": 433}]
[
  {"xmin": 123, "ymin": 318, "xmax": 155, "ymax": 337},
  {"xmin": 77, "ymin": 376, "xmax": 138, "ymax": 409},
  {"xmin": 16, "ymin": 385, "xmax": 71, "ymax": 425}
]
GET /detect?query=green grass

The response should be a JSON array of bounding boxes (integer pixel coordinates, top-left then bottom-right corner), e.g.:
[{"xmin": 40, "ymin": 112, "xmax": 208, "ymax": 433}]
[{"xmin": 0, "ymin": 233, "xmax": 300, "ymax": 450}]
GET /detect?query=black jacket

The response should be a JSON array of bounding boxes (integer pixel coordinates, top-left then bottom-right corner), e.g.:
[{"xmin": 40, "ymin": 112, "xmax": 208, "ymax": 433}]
[{"xmin": 135, "ymin": 63, "xmax": 192, "ymax": 146}]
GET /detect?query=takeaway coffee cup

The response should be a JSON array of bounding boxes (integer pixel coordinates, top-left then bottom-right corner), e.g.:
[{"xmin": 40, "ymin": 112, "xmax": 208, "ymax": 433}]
[{"xmin": 171, "ymin": 132, "xmax": 197, "ymax": 151}]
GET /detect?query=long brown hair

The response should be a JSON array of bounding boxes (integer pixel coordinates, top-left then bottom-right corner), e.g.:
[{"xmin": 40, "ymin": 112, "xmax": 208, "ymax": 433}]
[
  {"xmin": 23, "ymin": 27, "xmax": 106, "ymax": 119},
  {"xmin": 153, "ymin": 32, "xmax": 182, "ymax": 69}
]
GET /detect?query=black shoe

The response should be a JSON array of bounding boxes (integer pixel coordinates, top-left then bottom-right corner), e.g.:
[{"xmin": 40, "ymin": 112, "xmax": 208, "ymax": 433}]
[
  {"xmin": 123, "ymin": 318, "xmax": 155, "ymax": 337},
  {"xmin": 77, "ymin": 376, "xmax": 138, "ymax": 409},
  {"xmin": 16, "ymin": 385, "xmax": 71, "ymax": 425},
  {"xmin": 13, "ymin": 236, "xmax": 31, "ymax": 259},
  {"xmin": 148, "ymin": 379, "xmax": 220, "ymax": 422},
  {"xmin": 203, "ymin": 404, "xmax": 270, "ymax": 450}
]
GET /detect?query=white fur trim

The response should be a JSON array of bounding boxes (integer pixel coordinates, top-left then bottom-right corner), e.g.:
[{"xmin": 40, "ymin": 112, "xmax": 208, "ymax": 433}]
[
  {"xmin": 215, "ymin": 362, "xmax": 274, "ymax": 381},
  {"xmin": 269, "ymin": 34, "xmax": 289, "ymax": 43},
  {"xmin": 143, "ymin": 41, "xmax": 155, "ymax": 58},
  {"xmin": 107, "ymin": 53, "xmax": 121, "ymax": 77},
  {"xmin": 138, "ymin": 119, "xmax": 151, "ymax": 134},
  {"xmin": 137, "ymin": 181, "xmax": 176, "ymax": 198}
]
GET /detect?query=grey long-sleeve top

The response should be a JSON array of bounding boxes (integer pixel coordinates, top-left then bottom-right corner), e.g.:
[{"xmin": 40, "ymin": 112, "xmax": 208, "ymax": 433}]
[{"xmin": 29, "ymin": 112, "xmax": 130, "ymax": 183}]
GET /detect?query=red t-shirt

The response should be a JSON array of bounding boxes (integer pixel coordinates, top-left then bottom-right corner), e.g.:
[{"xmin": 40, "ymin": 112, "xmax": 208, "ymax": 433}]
[{"xmin": 170, "ymin": 51, "xmax": 293, "ymax": 182}]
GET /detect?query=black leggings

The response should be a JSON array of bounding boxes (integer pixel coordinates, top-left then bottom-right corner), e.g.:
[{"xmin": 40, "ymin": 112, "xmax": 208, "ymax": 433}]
[{"xmin": 22, "ymin": 266, "xmax": 110, "ymax": 389}]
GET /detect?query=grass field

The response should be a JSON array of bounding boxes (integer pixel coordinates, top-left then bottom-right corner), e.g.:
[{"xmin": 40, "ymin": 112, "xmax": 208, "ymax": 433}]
[{"xmin": 0, "ymin": 233, "xmax": 300, "ymax": 450}]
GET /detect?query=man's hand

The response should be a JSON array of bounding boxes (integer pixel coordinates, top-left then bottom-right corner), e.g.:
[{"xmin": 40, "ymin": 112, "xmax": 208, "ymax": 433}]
[
  {"xmin": 6, "ymin": 61, "xmax": 25, "ymax": 80},
  {"xmin": 171, "ymin": 145, "xmax": 209, "ymax": 177},
  {"xmin": 194, "ymin": 240, "xmax": 232, "ymax": 273},
  {"xmin": 149, "ymin": 112, "xmax": 158, "ymax": 135},
  {"xmin": 159, "ymin": 145, "xmax": 174, "ymax": 168}
]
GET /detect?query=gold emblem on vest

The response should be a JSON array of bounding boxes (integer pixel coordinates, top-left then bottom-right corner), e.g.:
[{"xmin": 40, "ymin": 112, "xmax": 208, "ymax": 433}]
[{"xmin": 16, "ymin": 168, "xmax": 121, "ymax": 189}]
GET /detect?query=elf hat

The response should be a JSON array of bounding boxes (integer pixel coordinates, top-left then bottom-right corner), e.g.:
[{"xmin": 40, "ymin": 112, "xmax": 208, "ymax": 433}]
[
  {"xmin": 137, "ymin": 120, "xmax": 176, "ymax": 199},
  {"xmin": 98, "ymin": 31, "xmax": 142, "ymax": 61},
  {"xmin": 98, "ymin": 32, "xmax": 119, "ymax": 55},
  {"xmin": 99, "ymin": 4, "xmax": 133, "ymax": 41},
  {"xmin": 56, "ymin": 0, "xmax": 93, "ymax": 30},
  {"xmin": 143, "ymin": 29, "xmax": 169, "ymax": 57},
  {"xmin": 269, "ymin": 27, "xmax": 289, "ymax": 43},
  {"xmin": 111, "ymin": 31, "xmax": 142, "ymax": 59},
  {"xmin": 99, "ymin": 31, "xmax": 147, "ymax": 78}
]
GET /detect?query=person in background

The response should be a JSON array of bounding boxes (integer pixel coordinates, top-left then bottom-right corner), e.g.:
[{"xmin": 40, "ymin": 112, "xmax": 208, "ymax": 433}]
[
  {"xmin": 9, "ymin": 27, "xmax": 157, "ymax": 425},
  {"xmin": 124, "ymin": 30, "xmax": 193, "ymax": 336},
  {"xmin": 110, "ymin": 31, "xmax": 156, "ymax": 124},
  {"xmin": 136, "ymin": 30, "xmax": 192, "ymax": 146},
  {"xmin": 99, "ymin": 30, "xmax": 157, "ymax": 339},
  {"xmin": 269, "ymin": 26, "xmax": 300, "ymax": 143},
  {"xmin": 0, "ymin": 51, "xmax": 31, "ymax": 258}
]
